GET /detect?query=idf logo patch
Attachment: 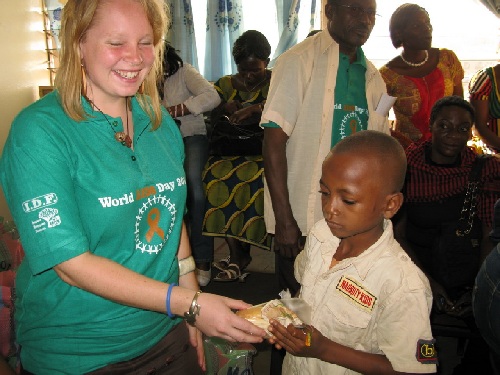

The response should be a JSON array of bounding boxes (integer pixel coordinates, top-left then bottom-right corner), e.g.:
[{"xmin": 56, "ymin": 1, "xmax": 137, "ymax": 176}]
[
  {"xmin": 416, "ymin": 339, "xmax": 438, "ymax": 364},
  {"xmin": 336, "ymin": 276, "xmax": 377, "ymax": 311}
]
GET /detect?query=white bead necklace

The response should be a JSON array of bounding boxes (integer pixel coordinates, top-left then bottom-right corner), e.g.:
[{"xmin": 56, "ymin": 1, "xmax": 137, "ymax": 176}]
[{"xmin": 400, "ymin": 50, "xmax": 429, "ymax": 67}]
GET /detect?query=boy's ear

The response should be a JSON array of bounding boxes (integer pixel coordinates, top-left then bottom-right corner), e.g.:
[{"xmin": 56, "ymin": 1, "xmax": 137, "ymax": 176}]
[{"xmin": 383, "ymin": 192, "xmax": 404, "ymax": 219}]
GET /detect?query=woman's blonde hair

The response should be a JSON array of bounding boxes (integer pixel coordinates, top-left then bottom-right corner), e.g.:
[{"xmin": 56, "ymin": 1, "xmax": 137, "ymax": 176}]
[{"xmin": 55, "ymin": 0, "xmax": 169, "ymax": 129}]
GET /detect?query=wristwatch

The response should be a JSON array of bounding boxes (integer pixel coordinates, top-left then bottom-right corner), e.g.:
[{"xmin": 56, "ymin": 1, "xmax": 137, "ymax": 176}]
[{"xmin": 184, "ymin": 291, "xmax": 202, "ymax": 326}]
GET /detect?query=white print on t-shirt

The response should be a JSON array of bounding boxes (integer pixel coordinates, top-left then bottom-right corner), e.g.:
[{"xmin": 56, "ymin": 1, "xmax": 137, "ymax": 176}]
[
  {"xmin": 134, "ymin": 193, "xmax": 178, "ymax": 254},
  {"xmin": 22, "ymin": 193, "xmax": 58, "ymax": 213},
  {"xmin": 129, "ymin": 179, "xmax": 186, "ymax": 255},
  {"xmin": 21, "ymin": 193, "xmax": 62, "ymax": 233},
  {"xmin": 333, "ymin": 104, "xmax": 368, "ymax": 115},
  {"xmin": 97, "ymin": 179, "xmax": 186, "ymax": 208},
  {"xmin": 31, "ymin": 207, "xmax": 62, "ymax": 233},
  {"xmin": 338, "ymin": 112, "xmax": 362, "ymax": 140}
]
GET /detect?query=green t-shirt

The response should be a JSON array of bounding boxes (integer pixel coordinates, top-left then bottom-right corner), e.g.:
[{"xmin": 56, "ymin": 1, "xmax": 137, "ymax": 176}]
[
  {"xmin": 331, "ymin": 49, "xmax": 369, "ymax": 146},
  {"xmin": 0, "ymin": 92, "xmax": 186, "ymax": 374}
]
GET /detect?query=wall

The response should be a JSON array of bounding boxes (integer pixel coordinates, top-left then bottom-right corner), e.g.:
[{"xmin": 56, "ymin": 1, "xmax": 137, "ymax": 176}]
[{"xmin": 0, "ymin": 1, "xmax": 50, "ymax": 220}]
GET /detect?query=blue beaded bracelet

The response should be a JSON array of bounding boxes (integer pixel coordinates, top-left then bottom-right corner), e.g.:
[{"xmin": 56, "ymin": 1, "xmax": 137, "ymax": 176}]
[{"xmin": 166, "ymin": 283, "xmax": 178, "ymax": 318}]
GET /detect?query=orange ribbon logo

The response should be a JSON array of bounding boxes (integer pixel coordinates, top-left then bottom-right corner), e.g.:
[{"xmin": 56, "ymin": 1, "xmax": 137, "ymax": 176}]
[{"xmin": 146, "ymin": 207, "xmax": 165, "ymax": 242}]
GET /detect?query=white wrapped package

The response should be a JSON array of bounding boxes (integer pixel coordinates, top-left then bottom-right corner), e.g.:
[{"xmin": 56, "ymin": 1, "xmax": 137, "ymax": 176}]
[{"xmin": 236, "ymin": 299, "xmax": 303, "ymax": 336}]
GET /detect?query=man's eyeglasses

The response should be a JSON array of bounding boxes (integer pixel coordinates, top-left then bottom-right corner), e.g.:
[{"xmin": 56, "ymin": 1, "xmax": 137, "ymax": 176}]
[{"xmin": 335, "ymin": 4, "xmax": 380, "ymax": 19}]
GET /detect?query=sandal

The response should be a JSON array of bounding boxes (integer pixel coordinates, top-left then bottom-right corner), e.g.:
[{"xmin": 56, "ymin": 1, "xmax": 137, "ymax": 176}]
[
  {"xmin": 212, "ymin": 256, "xmax": 231, "ymax": 271},
  {"xmin": 213, "ymin": 263, "xmax": 249, "ymax": 282}
]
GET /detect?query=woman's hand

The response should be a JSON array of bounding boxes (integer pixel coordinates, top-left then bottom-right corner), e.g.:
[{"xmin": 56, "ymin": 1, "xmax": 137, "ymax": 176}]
[
  {"xmin": 268, "ymin": 321, "xmax": 323, "ymax": 358},
  {"xmin": 187, "ymin": 324, "xmax": 206, "ymax": 371},
  {"xmin": 224, "ymin": 101, "xmax": 243, "ymax": 115},
  {"xmin": 194, "ymin": 293, "xmax": 266, "ymax": 343},
  {"xmin": 229, "ymin": 104, "xmax": 261, "ymax": 124}
]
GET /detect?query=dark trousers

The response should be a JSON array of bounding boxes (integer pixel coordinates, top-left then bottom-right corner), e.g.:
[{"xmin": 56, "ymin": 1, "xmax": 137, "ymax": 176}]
[
  {"xmin": 473, "ymin": 243, "xmax": 500, "ymax": 375},
  {"xmin": 184, "ymin": 135, "xmax": 213, "ymax": 264},
  {"xmin": 22, "ymin": 323, "xmax": 203, "ymax": 375}
]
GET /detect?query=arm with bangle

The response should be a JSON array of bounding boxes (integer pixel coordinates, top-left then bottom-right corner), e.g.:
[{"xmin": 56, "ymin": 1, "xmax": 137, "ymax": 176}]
[
  {"xmin": 53, "ymin": 222, "xmax": 266, "ymax": 344},
  {"xmin": 175, "ymin": 223, "xmax": 205, "ymax": 369},
  {"xmin": 168, "ymin": 103, "xmax": 189, "ymax": 118}
]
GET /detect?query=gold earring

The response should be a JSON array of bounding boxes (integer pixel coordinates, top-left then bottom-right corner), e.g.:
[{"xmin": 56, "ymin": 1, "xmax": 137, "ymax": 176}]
[{"xmin": 81, "ymin": 65, "xmax": 87, "ymax": 97}]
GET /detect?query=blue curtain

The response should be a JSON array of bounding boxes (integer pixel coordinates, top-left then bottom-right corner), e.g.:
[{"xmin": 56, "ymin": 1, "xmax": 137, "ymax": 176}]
[
  {"xmin": 204, "ymin": 0, "xmax": 244, "ymax": 81},
  {"xmin": 166, "ymin": 1, "xmax": 199, "ymax": 70},
  {"xmin": 309, "ymin": 0, "xmax": 318, "ymax": 32},
  {"xmin": 270, "ymin": 0, "xmax": 301, "ymax": 66},
  {"xmin": 270, "ymin": 0, "xmax": 319, "ymax": 66}
]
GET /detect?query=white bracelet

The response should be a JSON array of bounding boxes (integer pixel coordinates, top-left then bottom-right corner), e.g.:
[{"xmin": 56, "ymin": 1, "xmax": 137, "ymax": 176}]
[
  {"xmin": 181, "ymin": 103, "xmax": 185, "ymax": 117},
  {"xmin": 178, "ymin": 255, "xmax": 195, "ymax": 276}
]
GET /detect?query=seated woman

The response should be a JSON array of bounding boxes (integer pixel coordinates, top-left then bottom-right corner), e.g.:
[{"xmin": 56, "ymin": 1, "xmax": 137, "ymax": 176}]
[
  {"xmin": 204, "ymin": 30, "xmax": 272, "ymax": 282},
  {"xmin": 160, "ymin": 43, "xmax": 221, "ymax": 287},
  {"xmin": 469, "ymin": 63, "xmax": 500, "ymax": 153},
  {"xmin": 393, "ymin": 95, "xmax": 500, "ymax": 373},
  {"xmin": 380, "ymin": 3, "xmax": 464, "ymax": 143}
]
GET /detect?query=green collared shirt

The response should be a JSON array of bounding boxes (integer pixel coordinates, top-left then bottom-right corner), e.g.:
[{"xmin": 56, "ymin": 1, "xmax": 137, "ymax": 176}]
[{"xmin": 331, "ymin": 48, "xmax": 369, "ymax": 147}]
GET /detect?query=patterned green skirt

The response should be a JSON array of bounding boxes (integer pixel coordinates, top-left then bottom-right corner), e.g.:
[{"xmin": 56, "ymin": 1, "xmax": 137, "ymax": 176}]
[{"xmin": 202, "ymin": 155, "xmax": 271, "ymax": 250}]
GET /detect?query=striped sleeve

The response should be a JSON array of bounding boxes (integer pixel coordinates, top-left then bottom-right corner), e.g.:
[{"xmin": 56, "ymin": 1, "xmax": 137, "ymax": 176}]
[{"xmin": 469, "ymin": 69, "xmax": 492, "ymax": 101}]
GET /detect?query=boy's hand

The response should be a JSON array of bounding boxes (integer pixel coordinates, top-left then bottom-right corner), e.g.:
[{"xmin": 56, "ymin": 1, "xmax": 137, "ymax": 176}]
[{"xmin": 268, "ymin": 320, "xmax": 322, "ymax": 358}]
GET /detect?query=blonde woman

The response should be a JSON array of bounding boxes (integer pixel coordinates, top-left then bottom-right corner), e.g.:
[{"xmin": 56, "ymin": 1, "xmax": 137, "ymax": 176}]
[{"xmin": 0, "ymin": 1, "xmax": 265, "ymax": 374}]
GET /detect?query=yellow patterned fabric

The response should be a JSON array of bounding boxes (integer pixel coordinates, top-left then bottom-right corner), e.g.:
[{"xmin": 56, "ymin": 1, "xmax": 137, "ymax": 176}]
[{"xmin": 202, "ymin": 155, "xmax": 271, "ymax": 250}]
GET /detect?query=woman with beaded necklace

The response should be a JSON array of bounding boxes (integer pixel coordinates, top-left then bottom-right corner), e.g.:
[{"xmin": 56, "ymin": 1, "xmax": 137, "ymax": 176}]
[
  {"xmin": 380, "ymin": 3, "xmax": 464, "ymax": 143},
  {"xmin": 0, "ymin": 0, "xmax": 265, "ymax": 373}
]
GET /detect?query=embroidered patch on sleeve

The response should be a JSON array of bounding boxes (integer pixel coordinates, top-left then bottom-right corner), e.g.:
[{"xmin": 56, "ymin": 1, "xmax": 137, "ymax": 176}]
[
  {"xmin": 416, "ymin": 339, "xmax": 438, "ymax": 364},
  {"xmin": 336, "ymin": 275, "xmax": 377, "ymax": 311}
]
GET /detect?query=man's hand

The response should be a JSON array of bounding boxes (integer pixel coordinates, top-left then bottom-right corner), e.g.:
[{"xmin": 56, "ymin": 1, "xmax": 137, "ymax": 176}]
[{"xmin": 274, "ymin": 219, "xmax": 304, "ymax": 258}]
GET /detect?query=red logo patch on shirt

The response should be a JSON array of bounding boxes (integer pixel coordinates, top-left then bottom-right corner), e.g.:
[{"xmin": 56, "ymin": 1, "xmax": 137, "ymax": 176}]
[
  {"xmin": 336, "ymin": 276, "xmax": 377, "ymax": 311},
  {"xmin": 416, "ymin": 339, "xmax": 438, "ymax": 364}
]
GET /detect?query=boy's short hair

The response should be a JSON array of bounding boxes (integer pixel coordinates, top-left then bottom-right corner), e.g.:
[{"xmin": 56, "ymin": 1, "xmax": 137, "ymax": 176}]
[{"xmin": 330, "ymin": 131, "xmax": 407, "ymax": 192}]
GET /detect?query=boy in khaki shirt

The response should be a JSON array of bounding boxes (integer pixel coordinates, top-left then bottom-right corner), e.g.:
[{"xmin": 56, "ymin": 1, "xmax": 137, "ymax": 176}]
[{"xmin": 269, "ymin": 131, "xmax": 437, "ymax": 374}]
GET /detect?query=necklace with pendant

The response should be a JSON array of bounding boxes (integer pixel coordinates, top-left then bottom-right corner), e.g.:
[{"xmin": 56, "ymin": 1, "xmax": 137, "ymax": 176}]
[
  {"xmin": 88, "ymin": 97, "xmax": 132, "ymax": 148},
  {"xmin": 400, "ymin": 50, "xmax": 429, "ymax": 67},
  {"xmin": 243, "ymin": 73, "xmax": 268, "ymax": 92}
]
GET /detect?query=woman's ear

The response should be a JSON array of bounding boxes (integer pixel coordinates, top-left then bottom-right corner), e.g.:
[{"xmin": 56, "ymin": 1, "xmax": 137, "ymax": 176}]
[
  {"xmin": 394, "ymin": 30, "xmax": 403, "ymax": 48},
  {"xmin": 383, "ymin": 192, "xmax": 404, "ymax": 219}
]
